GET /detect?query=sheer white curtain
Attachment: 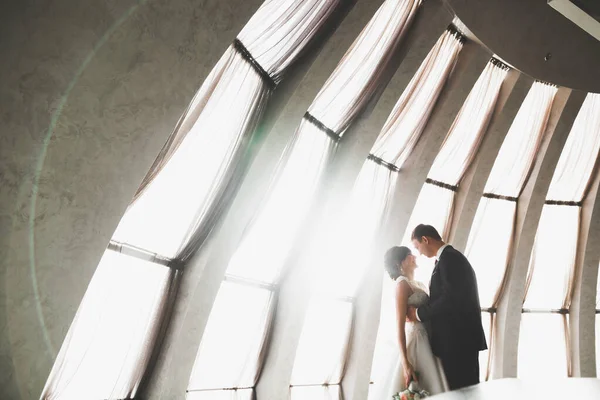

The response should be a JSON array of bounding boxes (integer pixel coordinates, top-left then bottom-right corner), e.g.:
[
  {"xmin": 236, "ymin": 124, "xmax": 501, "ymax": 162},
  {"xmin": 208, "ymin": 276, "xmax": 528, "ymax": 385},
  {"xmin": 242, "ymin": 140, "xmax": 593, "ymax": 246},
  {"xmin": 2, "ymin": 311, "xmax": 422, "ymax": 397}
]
[
  {"xmin": 462, "ymin": 82, "xmax": 558, "ymax": 380},
  {"xmin": 466, "ymin": 82, "xmax": 558, "ymax": 307},
  {"xmin": 44, "ymin": 2, "xmax": 342, "ymax": 399},
  {"xmin": 404, "ymin": 59, "xmax": 509, "ymax": 282},
  {"xmin": 519, "ymin": 93, "xmax": 600, "ymax": 378},
  {"xmin": 189, "ymin": 281, "xmax": 275, "ymax": 392},
  {"xmin": 41, "ymin": 251, "xmax": 175, "ymax": 400},
  {"xmin": 308, "ymin": 0, "xmax": 421, "ymax": 133},
  {"xmin": 428, "ymin": 59, "xmax": 509, "ymax": 185},
  {"xmin": 289, "ymin": 27, "xmax": 464, "ymax": 399},
  {"xmin": 545, "ymin": 93, "xmax": 600, "ymax": 202},
  {"xmin": 368, "ymin": 56, "xmax": 509, "ymax": 394},
  {"xmin": 191, "ymin": 0, "xmax": 422, "ymax": 395},
  {"xmin": 290, "ymin": 297, "xmax": 354, "ymax": 387},
  {"xmin": 370, "ymin": 28, "xmax": 463, "ymax": 167},
  {"xmin": 112, "ymin": 0, "xmax": 341, "ymax": 260},
  {"xmin": 187, "ymin": 128, "xmax": 333, "ymax": 395},
  {"xmin": 483, "ymin": 82, "xmax": 558, "ymax": 197}
]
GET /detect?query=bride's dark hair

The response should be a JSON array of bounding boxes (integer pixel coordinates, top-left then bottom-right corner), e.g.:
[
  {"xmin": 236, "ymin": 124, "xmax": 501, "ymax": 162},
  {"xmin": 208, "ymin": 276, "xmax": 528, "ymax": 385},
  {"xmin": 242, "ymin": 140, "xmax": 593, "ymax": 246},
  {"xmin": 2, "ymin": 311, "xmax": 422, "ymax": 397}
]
[{"xmin": 384, "ymin": 246, "xmax": 412, "ymax": 280}]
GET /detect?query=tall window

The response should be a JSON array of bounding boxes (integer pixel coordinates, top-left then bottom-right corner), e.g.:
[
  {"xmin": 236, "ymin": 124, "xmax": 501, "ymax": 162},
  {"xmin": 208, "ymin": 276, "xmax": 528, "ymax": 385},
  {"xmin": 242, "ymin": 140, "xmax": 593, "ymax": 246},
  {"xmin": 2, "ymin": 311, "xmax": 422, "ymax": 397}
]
[
  {"xmin": 43, "ymin": 1, "xmax": 341, "ymax": 398},
  {"xmin": 369, "ymin": 57, "xmax": 510, "ymax": 394},
  {"xmin": 189, "ymin": 0, "xmax": 422, "ymax": 398},
  {"xmin": 519, "ymin": 93, "xmax": 600, "ymax": 379},
  {"xmin": 286, "ymin": 26, "xmax": 465, "ymax": 400},
  {"xmin": 465, "ymin": 81, "xmax": 558, "ymax": 380}
]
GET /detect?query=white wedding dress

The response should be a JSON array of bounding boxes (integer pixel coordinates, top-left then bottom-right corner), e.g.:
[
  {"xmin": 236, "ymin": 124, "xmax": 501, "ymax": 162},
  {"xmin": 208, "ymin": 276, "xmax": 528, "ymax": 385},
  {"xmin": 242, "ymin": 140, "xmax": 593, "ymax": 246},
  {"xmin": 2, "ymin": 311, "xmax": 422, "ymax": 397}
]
[{"xmin": 376, "ymin": 276, "xmax": 448, "ymax": 398}]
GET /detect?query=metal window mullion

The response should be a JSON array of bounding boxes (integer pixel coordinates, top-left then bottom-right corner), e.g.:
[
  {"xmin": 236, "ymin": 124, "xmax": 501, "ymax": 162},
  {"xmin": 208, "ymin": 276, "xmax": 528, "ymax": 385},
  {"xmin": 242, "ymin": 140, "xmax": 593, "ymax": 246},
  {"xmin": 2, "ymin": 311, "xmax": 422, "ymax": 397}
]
[
  {"xmin": 521, "ymin": 308, "xmax": 569, "ymax": 314},
  {"xmin": 108, "ymin": 240, "xmax": 181, "ymax": 269},
  {"xmin": 223, "ymin": 274, "xmax": 278, "ymax": 292},
  {"xmin": 186, "ymin": 386, "xmax": 254, "ymax": 393}
]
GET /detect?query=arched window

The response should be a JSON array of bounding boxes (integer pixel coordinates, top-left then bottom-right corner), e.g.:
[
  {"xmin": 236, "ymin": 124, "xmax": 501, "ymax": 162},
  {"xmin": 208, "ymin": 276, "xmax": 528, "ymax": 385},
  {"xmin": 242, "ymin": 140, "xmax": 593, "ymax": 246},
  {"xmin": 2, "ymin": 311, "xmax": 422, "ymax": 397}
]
[
  {"xmin": 189, "ymin": 0, "xmax": 422, "ymax": 398},
  {"xmin": 286, "ymin": 26, "xmax": 466, "ymax": 399},
  {"xmin": 43, "ymin": 1, "xmax": 341, "ymax": 398},
  {"xmin": 370, "ymin": 57, "xmax": 510, "ymax": 393},
  {"xmin": 519, "ymin": 93, "xmax": 600, "ymax": 379},
  {"xmin": 465, "ymin": 81, "xmax": 558, "ymax": 380}
]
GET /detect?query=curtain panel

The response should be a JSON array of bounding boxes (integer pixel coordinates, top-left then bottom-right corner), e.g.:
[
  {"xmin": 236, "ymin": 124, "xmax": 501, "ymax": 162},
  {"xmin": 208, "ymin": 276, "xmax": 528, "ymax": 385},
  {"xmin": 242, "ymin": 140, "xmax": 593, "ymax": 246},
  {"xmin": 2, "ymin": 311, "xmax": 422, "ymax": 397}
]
[
  {"xmin": 460, "ymin": 82, "xmax": 558, "ymax": 380},
  {"xmin": 523, "ymin": 93, "xmax": 600, "ymax": 311},
  {"xmin": 519, "ymin": 93, "xmax": 600, "ymax": 379},
  {"xmin": 294, "ymin": 27, "xmax": 465, "ymax": 399},
  {"xmin": 41, "ymin": 252, "xmax": 179, "ymax": 400},
  {"xmin": 466, "ymin": 82, "xmax": 558, "ymax": 309},
  {"xmin": 189, "ymin": 0, "xmax": 422, "ymax": 394},
  {"xmin": 114, "ymin": 0, "xmax": 342, "ymax": 261},
  {"xmin": 44, "ymin": 1, "xmax": 343, "ymax": 399}
]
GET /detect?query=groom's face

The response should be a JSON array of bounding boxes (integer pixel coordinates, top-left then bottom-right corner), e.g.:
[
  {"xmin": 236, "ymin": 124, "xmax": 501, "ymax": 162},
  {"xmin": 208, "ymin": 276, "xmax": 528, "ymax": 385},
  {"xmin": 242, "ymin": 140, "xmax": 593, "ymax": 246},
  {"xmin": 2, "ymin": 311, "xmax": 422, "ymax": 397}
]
[{"xmin": 412, "ymin": 237, "xmax": 434, "ymax": 258}]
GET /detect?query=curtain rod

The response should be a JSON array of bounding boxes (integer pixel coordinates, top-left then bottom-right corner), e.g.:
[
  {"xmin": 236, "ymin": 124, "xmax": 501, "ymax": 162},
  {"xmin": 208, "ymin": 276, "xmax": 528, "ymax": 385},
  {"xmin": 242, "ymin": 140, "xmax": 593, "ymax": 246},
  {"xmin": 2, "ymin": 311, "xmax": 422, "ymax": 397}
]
[
  {"xmin": 426, "ymin": 178, "xmax": 458, "ymax": 192},
  {"xmin": 521, "ymin": 308, "xmax": 569, "ymax": 314},
  {"xmin": 367, "ymin": 154, "xmax": 400, "ymax": 172},
  {"xmin": 482, "ymin": 192, "xmax": 518, "ymax": 202},
  {"xmin": 304, "ymin": 112, "xmax": 341, "ymax": 142},
  {"xmin": 535, "ymin": 78, "xmax": 558, "ymax": 88},
  {"xmin": 233, "ymin": 38, "xmax": 276, "ymax": 90},
  {"xmin": 545, "ymin": 199, "xmax": 583, "ymax": 206},
  {"xmin": 108, "ymin": 240, "xmax": 183, "ymax": 270},
  {"xmin": 489, "ymin": 57, "xmax": 510, "ymax": 71},
  {"xmin": 446, "ymin": 24, "xmax": 466, "ymax": 44}
]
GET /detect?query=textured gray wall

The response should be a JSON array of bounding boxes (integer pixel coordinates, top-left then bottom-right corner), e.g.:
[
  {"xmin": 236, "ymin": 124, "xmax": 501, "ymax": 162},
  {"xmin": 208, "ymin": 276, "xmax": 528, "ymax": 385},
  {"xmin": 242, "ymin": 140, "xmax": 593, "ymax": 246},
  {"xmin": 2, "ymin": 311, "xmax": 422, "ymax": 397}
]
[
  {"xmin": 2, "ymin": 0, "xmax": 600, "ymax": 399},
  {"xmin": 0, "ymin": 0, "xmax": 264, "ymax": 398}
]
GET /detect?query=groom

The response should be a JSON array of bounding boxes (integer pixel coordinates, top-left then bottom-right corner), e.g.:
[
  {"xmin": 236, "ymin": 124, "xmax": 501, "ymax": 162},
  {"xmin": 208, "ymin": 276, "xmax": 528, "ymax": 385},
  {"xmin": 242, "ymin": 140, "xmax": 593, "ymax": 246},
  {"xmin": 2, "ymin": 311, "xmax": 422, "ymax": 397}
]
[{"xmin": 407, "ymin": 224, "xmax": 487, "ymax": 390}]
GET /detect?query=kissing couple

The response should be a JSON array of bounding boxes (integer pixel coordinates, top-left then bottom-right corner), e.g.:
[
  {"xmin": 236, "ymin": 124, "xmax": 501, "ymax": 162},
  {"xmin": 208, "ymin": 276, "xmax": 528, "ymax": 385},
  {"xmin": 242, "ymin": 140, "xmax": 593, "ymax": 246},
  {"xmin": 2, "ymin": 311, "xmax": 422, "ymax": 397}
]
[{"xmin": 379, "ymin": 224, "xmax": 488, "ymax": 397}]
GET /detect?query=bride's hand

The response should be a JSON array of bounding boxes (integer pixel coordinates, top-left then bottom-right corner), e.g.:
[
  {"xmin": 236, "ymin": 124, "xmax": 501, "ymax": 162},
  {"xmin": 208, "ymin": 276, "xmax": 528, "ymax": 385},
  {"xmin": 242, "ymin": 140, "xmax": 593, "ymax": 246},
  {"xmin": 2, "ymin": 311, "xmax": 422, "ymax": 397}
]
[{"xmin": 403, "ymin": 361, "xmax": 418, "ymax": 387}]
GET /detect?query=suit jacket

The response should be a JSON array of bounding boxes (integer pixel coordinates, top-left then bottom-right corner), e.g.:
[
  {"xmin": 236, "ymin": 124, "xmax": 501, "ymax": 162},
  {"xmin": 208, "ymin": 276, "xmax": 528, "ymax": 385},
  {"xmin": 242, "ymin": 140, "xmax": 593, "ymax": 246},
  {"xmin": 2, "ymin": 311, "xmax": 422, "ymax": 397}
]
[{"xmin": 417, "ymin": 245, "xmax": 487, "ymax": 357}]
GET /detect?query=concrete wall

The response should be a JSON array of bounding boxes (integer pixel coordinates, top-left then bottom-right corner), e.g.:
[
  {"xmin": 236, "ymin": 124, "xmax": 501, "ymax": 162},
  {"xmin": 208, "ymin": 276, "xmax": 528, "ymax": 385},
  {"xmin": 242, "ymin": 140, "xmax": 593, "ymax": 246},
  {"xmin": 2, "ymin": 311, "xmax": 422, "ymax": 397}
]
[
  {"xmin": 2, "ymin": 0, "xmax": 600, "ymax": 399},
  {"xmin": 0, "ymin": 0, "xmax": 265, "ymax": 397}
]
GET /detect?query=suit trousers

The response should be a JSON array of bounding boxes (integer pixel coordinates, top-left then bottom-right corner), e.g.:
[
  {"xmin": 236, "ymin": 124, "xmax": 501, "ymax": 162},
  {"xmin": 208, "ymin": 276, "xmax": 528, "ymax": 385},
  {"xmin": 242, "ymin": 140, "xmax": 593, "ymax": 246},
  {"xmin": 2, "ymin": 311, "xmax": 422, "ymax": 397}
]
[{"xmin": 440, "ymin": 351, "xmax": 480, "ymax": 391}]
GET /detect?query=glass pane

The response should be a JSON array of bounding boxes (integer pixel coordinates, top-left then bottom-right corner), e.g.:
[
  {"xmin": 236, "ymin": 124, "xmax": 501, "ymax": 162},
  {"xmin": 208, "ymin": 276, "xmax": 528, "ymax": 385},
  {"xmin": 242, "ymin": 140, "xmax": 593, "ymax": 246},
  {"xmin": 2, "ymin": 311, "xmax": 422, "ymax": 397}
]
[
  {"xmin": 313, "ymin": 161, "xmax": 396, "ymax": 298},
  {"xmin": 524, "ymin": 205, "xmax": 580, "ymax": 309},
  {"xmin": 465, "ymin": 197, "xmax": 516, "ymax": 308},
  {"xmin": 518, "ymin": 313, "xmax": 568, "ymax": 378},
  {"xmin": 291, "ymin": 298, "xmax": 353, "ymax": 385},
  {"xmin": 226, "ymin": 124, "xmax": 334, "ymax": 283},
  {"xmin": 186, "ymin": 389, "xmax": 254, "ymax": 400},
  {"xmin": 290, "ymin": 385, "xmax": 342, "ymax": 400},
  {"xmin": 42, "ymin": 251, "xmax": 171, "ymax": 400},
  {"xmin": 402, "ymin": 183, "xmax": 454, "ymax": 284},
  {"xmin": 484, "ymin": 82, "xmax": 557, "ymax": 197},
  {"xmin": 479, "ymin": 312, "xmax": 492, "ymax": 382},
  {"xmin": 189, "ymin": 282, "xmax": 274, "ymax": 390},
  {"xmin": 546, "ymin": 93, "xmax": 600, "ymax": 202}
]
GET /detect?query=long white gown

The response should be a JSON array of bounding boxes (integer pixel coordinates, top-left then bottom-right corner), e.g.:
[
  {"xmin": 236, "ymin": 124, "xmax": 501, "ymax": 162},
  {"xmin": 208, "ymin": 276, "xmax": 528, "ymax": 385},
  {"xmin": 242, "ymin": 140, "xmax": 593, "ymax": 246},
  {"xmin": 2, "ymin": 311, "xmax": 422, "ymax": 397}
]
[{"xmin": 376, "ymin": 276, "xmax": 449, "ymax": 398}]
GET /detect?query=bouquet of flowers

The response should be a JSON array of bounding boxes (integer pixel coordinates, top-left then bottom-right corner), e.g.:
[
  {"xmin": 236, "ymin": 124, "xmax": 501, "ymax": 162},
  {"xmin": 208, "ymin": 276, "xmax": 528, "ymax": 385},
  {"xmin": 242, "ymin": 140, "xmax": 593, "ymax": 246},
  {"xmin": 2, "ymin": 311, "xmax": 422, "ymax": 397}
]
[{"xmin": 392, "ymin": 380, "xmax": 429, "ymax": 400}]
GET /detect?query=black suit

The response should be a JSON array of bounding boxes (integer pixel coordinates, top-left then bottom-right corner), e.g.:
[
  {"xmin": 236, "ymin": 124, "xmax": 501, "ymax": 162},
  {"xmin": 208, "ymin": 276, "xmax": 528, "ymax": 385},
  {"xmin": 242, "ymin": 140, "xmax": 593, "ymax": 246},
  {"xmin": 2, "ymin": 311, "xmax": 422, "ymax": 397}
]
[{"xmin": 417, "ymin": 245, "xmax": 487, "ymax": 390}]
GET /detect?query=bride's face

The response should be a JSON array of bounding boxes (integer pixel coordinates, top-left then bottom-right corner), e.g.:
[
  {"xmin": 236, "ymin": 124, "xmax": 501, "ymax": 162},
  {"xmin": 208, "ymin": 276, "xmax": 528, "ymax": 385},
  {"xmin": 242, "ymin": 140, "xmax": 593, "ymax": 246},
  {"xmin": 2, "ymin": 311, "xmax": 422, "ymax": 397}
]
[{"xmin": 401, "ymin": 254, "xmax": 417, "ymax": 274}]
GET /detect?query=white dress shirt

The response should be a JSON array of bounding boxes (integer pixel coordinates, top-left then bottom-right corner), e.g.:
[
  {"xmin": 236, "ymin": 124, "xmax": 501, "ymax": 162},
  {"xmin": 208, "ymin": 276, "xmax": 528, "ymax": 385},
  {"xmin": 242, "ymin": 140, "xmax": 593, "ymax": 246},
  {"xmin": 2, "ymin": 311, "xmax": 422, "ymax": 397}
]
[{"xmin": 416, "ymin": 243, "xmax": 449, "ymax": 321}]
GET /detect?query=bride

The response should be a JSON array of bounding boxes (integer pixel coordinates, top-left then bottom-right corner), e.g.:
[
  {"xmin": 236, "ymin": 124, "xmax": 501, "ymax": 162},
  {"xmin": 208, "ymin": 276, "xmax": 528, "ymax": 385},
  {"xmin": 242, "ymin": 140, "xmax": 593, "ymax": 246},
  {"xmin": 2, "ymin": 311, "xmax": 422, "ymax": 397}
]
[{"xmin": 380, "ymin": 246, "xmax": 448, "ymax": 396}]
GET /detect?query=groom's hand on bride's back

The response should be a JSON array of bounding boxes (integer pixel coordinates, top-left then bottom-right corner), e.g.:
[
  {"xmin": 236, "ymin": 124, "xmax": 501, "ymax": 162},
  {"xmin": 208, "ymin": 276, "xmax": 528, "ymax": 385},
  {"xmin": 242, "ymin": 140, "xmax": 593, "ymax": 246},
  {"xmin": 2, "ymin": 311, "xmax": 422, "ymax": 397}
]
[{"xmin": 406, "ymin": 306, "xmax": 418, "ymax": 322}]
